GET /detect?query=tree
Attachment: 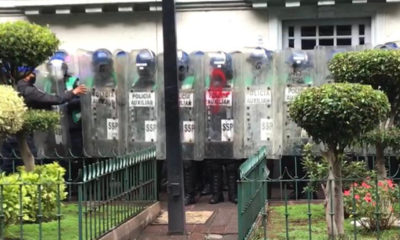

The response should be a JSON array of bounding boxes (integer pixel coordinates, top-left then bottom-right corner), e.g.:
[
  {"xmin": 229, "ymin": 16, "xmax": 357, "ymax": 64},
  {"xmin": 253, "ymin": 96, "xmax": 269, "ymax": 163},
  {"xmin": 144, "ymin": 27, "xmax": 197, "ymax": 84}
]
[
  {"xmin": 0, "ymin": 21, "xmax": 60, "ymax": 85},
  {"xmin": 0, "ymin": 21, "xmax": 60, "ymax": 171},
  {"xmin": 329, "ymin": 50, "xmax": 400, "ymax": 178},
  {"xmin": 289, "ymin": 83, "xmax": 389, "ymax": 238}
]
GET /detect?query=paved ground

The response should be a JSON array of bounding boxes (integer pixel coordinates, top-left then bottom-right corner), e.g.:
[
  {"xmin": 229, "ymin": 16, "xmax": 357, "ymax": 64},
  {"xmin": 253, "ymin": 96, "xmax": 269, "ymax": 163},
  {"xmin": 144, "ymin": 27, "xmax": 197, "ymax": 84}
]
[
  {"xmin": 137, "ymin": 193, "xmax": 238, "ymax": 240},
  {"xmin": 136, "ymin": 185, "xmax": 323, "ymax": 240}
]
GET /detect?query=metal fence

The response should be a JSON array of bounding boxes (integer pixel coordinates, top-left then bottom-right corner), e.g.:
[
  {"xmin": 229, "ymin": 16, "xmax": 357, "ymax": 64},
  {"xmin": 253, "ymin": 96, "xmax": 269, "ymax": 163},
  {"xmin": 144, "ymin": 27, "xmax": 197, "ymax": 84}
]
[
  {"xmin": 238, "ymin": 150, "xmax": 400, "ymax": 240},
  {"xmin": 237, "ymin": 146, "xmax": 269, "ymax": 240},
  {"xmin": 0, "ymin": 147, "xmax": 157, "ymax": 240},
  {"xmin": 269, "ymin": 155, "xmax": 400, "ymax": 201}
]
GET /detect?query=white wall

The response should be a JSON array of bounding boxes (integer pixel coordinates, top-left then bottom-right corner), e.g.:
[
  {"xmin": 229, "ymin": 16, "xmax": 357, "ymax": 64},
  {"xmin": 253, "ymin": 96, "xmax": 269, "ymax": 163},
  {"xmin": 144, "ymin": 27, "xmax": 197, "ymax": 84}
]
[
  {"xmin": 176, "ymin": 10, "xmax": 269, "ymax": 52},
  {"xmin": 27, "ymin": 12, "xmax": 163, "ymax": 53},
  {"xmin": 18, "ymin": 10, "xmax": 269, "ymax": 54},
  {"xmin": 1, "ymin": 3, "xmax": 400, "ymax": 53},
  {"xmin": 380, "ymin": 4, "xmax": 400, "ymax": 44}
]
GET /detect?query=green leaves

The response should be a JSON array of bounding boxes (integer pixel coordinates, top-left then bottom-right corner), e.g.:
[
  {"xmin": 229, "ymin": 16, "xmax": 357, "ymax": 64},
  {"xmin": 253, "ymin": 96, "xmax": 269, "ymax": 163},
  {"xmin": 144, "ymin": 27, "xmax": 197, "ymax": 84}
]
[
  {"xmin": 0, "ymin": 163, "xmax": 67, "ymax": 225},
  {"xmin": 363, "ymin": 127, "xmax": 400, "ymax": 149},
  {"xmin": 21, "ymin": 109, "xmax": 60, "ymax": 133},
  {"xmin": 329, "ymin": 50, "xmax": 400, "ymax": 106},
  {"xmin": 302, "ymin": 143, "xmax": 373, "ymax": 192},
  {"xmin": 0, "ymin": 21, "xmax": 60, "ymax": 82},
  {"xmin": 289, "ymin": 83, "xmax": 390, "ymax": 149},
  {"xmin": 0, "ymin": 85, "xmax": 27, "ymax": 138}
]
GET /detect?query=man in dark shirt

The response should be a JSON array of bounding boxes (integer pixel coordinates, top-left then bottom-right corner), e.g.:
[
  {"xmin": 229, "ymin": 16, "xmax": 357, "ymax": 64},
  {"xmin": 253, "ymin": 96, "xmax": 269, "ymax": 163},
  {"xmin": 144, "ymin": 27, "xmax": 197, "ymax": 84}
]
[
  {"xmin": 1, "ymin": 72, "xmax": 87, "ymax": 173},
  {"xmin": 18, "ymin": 72, "xmax": 86, "ymax": 109}
]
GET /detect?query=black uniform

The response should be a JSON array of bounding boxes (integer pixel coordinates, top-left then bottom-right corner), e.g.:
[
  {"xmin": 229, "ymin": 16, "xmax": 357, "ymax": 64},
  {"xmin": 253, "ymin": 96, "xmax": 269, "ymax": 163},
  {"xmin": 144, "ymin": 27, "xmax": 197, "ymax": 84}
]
[{"xmin": 17, "ymin": 79, "xmax": 75, "ymax": 109}]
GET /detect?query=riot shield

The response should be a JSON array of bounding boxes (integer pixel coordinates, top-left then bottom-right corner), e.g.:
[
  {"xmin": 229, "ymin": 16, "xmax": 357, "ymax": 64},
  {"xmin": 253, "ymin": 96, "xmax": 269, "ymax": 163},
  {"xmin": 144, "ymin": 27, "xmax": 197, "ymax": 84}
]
[
  {"xmin": 78, "ymin": 49, "xmax": 121, "ymax": 157},
  {"xmin": 314, "ymin": 46, "xmax": 353, "ymax": 86},
  {"xmin": 178, "ymin": 51, "xmax": 205, "ymax": 161},
  {"xmin": 34, "ymin": 52, "xmax": 73, "ymax": 157},
  {"xmin": 279, "ymin": 49, "xmax": 316, "ymax": 156},
  {"xmin": 125, "ymin": 49, "xmax": 165, "ymax": 159},
  {"xmin": 114, "ymin": 50, "xmax": 129, "ymax": 155},
  {"xmin": 204, "ymin": 51, "xmax": 242, "ymax": 159},
  {"xmin": 240, "ymin": 48, "xmax": 281, "ymax": 159}
]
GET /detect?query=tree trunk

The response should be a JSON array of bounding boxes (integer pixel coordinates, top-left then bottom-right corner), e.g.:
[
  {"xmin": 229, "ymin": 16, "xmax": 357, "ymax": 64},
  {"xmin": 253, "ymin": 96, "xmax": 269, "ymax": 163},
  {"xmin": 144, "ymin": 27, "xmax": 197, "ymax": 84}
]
[
  {"xmin": 16, "ymin": 132, "xmax": 35, "ymax": 172},
  {"xmin": 375, "ymin": 142, "xmax": 387, "ymax": 179},
  {"xmin": 324, "ymin": 148, "xmax": 344, "ymax": 238}
]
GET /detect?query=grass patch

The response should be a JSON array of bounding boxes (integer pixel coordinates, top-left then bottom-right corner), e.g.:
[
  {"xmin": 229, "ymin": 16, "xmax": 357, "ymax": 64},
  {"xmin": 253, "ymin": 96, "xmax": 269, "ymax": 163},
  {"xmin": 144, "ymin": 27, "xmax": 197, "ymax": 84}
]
[
  {"xmin": 4, "ymin": 203, "xmax": 147, "ymax": 240},
  {"xmin": 251, "ymin": 203, "xmax": 400, "ymax": 240}
]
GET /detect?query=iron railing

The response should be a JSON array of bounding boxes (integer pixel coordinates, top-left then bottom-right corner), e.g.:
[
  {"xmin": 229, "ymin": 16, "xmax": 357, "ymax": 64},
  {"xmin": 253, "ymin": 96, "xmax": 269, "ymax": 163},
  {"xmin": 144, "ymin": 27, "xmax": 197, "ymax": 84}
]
[
  {"xmin": 238, "ymin": 146, "xmax": 269, "ymax": 240},
  {"xmin": 238, "ymin": 150, "xmax": 400, "ymax": 240},
  {"xmin": 0, "ymin": 147, "xmax": 157, "ymax": 240}
]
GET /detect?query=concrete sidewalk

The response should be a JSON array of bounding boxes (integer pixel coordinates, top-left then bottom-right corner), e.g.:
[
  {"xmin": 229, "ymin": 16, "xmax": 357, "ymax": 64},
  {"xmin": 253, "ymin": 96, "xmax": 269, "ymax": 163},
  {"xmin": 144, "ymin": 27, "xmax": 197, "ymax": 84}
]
[{"xmin": 137, "ymin": 193, "xmax": 238, "ymax": 240}]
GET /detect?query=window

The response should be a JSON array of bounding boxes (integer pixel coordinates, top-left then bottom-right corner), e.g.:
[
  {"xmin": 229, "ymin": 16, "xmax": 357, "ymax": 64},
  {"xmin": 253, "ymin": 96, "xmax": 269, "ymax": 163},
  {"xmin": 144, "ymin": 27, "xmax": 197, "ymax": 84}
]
[{"xmin": 283, "ymin": 19, "xmax": 370, "ymax": 50}]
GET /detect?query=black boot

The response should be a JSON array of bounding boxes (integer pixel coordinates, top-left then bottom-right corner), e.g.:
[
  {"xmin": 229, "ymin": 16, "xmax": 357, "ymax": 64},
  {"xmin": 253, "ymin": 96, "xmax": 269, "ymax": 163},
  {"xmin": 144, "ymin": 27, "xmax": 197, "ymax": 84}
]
[
  {"xmin": 184, "ymin": 161, "xmax": 196, "ymax": 206},
  {"xmin": 227, "ymin": 162, "xmax": 238, "ymax": 204},
  {"xmin": 201, "ymin": 161, "xmax": 212, "ymax": 195},
  {"xmin": 201, "ymin": 183, "xmax": 211, "ymax": 196},
  {"xmin": 209, "ymin": 164, "xmax": 224, "ymax": 204}
]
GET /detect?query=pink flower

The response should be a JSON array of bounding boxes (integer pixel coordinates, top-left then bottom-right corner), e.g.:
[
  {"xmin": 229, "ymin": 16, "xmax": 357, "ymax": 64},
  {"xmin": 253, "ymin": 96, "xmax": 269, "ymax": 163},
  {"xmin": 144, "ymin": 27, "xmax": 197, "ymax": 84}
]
[
  {"xmin": 364, "ymin": 193, "xmax": 372, "ymax": 203},
  {"xmin": 355, "ymin": 194, "xmax": 360, "ymax": 200},
  {"xmin": 362, "ymin": 182, "xmax": 371, "ymax": 189},
  {"xmin": 378, "ymin": 181, "xmax": 384, "ymax": 187},
  {"xmin": 353, "ymin": 183, "xmax": 358, "ymax": 187},
  {"xmin": 372, "ymin": 201, "xmax": 376, "ymax": 207},
  {"xmin": 344, "ymin": 190, "xmax": 351, "ymax": 196},
  {"xmin": 387, "ymin": 180, "xmax": 395, "ymax": 189}
]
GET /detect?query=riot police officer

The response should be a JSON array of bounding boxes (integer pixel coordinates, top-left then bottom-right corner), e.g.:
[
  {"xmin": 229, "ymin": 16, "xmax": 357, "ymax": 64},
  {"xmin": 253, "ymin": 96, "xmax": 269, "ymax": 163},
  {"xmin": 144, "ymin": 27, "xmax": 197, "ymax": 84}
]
[
  {"xmin": 177, "ymin": 50, "xmax": 200, "ymax": 205},
  {"xmin": 128, "ymin": 49, "xmax": 158, "ymax": 150},
  {"xmin": 45, "ymin": 51, "xmax": 83, "ymax": 156},
  {"xmin": 205, "ymin": 52, "xmax": 238, "ymax": 204},
  {"xmin": 80, "ymin": 49, "xmax": 120, "ymax": 156}
]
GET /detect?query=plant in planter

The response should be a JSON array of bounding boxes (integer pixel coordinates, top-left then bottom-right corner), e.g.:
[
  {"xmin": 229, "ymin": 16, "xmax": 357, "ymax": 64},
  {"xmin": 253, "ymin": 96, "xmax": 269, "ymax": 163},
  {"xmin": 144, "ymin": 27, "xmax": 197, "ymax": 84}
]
[{"xmin": 289, "ymin": 83, "xmax": 389, "ymax": 238}]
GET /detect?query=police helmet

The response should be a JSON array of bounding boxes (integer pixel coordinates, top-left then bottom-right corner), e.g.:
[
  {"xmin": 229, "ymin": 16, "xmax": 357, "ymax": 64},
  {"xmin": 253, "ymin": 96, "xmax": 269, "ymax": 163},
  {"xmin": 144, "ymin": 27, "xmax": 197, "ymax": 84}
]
[
  {"xmin": 288, "ymin": 50, "xmax": 310, "ymax": 69},
  {"xmin": 93, "ymin": 49, "xmax": 113, "ymax": 66},
  {"xmin": 177, "ymin": 50, "xmax": 190, "ymax": 81},
  {"xmin": 92, "ymin": 49, "xmax": 113, "ymax": 76},
  {"xmin": 209, "ymin": 51, "xmax": 233, "ymax": 80},
  {"xmin": 48, "ymin": 50, "xmax": 69, "ymax": 77},
  {"xmin": 192, "ymin": 51, "xmax": 205, "ymax": 56},
  {"xmin": 248, "ymin": 47, "xmax": 273, "ymax": 70},
  {"xmin": 381, "ymin": 42, "xmax": 399, "ymax": 50},
  {"xmin": 136, "ymin": 49, "xmax": 156, "ymax": 77}
]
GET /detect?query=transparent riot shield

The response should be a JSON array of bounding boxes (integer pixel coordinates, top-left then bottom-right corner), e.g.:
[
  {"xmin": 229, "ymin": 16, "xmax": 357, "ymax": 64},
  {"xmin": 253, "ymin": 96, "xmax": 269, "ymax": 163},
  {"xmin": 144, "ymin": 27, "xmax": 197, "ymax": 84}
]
[
  {"xmin": 178, "ymin": 51, "xmax": 205, "ymax": 161},
  {"xmin": 314, "ymin": 46, "xmax": 352, "ymax": 86},
  {"xmin": 114, "ymin": 50, "xmax": 129, "ymax": 155},
  {"xmin": 240, "ymin": 48, "xmax": 281, "ymax": 159},
  {"xmin": 125, "ymin": 49, "xmax": 165, "ymax": 159},
  {"xmin": 78, "ymin": 49, "xmax": 121, "ymax": 157},
  {"xmin": 204, "ymin": 51, "xmax": 242, "ymax": 159},
  {"xmin": 279, "ymin": 49, "xmax": 316, "ymax": 156},
  {"xmin": 34, "ymin": 53, "xmax": 72, "ymax": 158}
]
